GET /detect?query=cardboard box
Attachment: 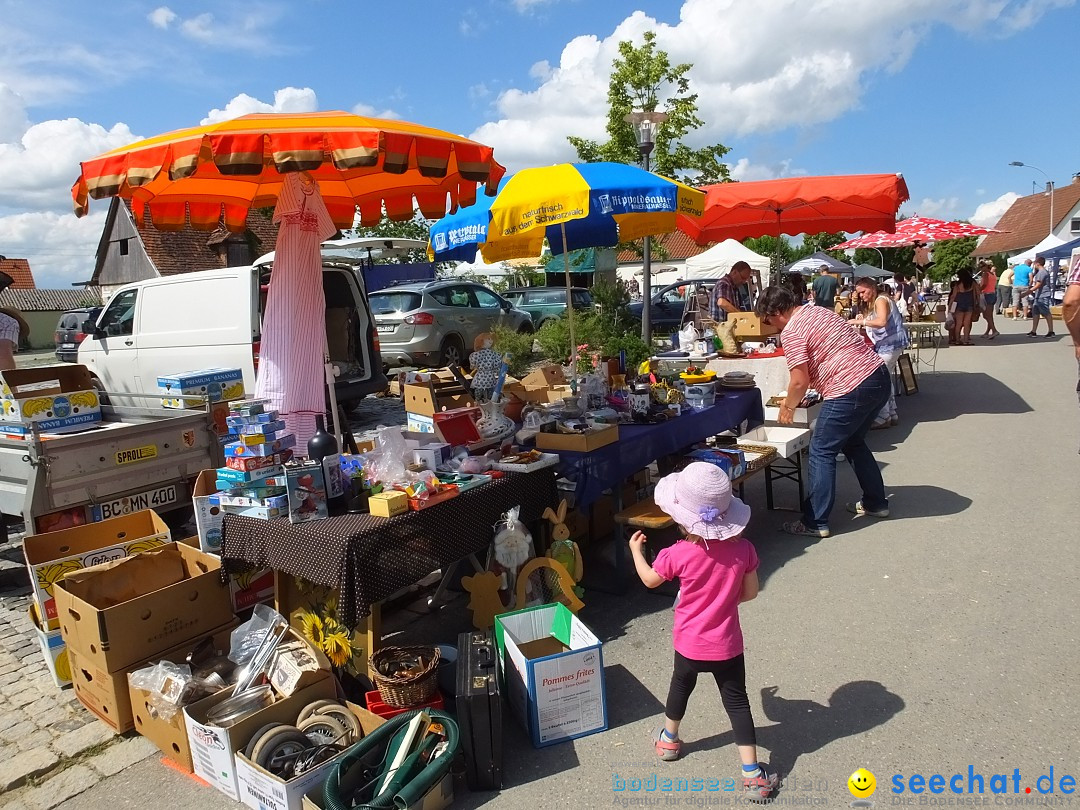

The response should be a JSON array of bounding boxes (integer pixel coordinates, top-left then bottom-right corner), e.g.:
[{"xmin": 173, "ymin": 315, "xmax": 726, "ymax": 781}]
[
  {"xmin": 494, "ymin": 603, "xmax": 607, "ymax": 748},
  {"xmin": 192, "ymin": 470, "xmax": 224, "ymax": 553},
  {"xmin": 228, "ymin": 566, "xmax": 276, "ymax": 613},
  {"xmin": 158, "ymin": 368, "xmax": 244, "ymax": 409},
  {"xmin": 740, "ymin": 424, "xmax": 811, "ymax": 459},
  {"xmin": 404, "ymin": 383, "xmax": 474, "ymax": 418},
  {"xmin": 0, "ymin": 365, "xmax": 102, "ymax": 433},
  {"xmin": 763, "ymin": 401, "xmax": 822, "ymax": 428},
  {"xmin": 184, "ymin": 671, "xmax": 337, "ymax": 800},
  {"xmin": 590, "ymin": 482, "xmax": 637, "ymax": 538},
  {"xmin": 269, "ymin": 640, "xmax": 331, "ymax": 698},
  {"xmin": 411, "ymin": 442, "xmax": 451, "ymax": 471},
  {"xmin": 23, "ymin": 509, "xmax": 173, "ymax": 631},
  {"xmin": 225, "ymin": 434, "xmax": 297, "ymax": 458},
  {"xmin": 521, "ymin": 365, "xmax": 566, "ymax": 389},
  {"xmin": 55, "ymin": 543, "xmax": 234, "ymax": 673},
  {"xmin": 69, "ymin": 647, "xmax": 135, "ymax": 732},
  {"xmin": 535, "ymin": 424, "xmax": 619, "ymax": 453},
  {"xmin": 729, "ymin": 312, "xmax": 779, "ymax": 339},
  {"xmin": 516, "ymin": 384, "xmax": 574, "ymax": 404},
  {"xmin": 32, "ymin": 613, "xmax": 71, "ymax": 688},
  {"xmin": 370, "ymin": 490, "xmax": 408, "ymax": 518}
]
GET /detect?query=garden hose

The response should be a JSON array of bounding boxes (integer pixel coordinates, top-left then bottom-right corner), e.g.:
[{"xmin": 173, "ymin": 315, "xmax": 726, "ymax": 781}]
[{"xmin": 323, "ymin": 709, "xmax": 459, "ymax": 810}]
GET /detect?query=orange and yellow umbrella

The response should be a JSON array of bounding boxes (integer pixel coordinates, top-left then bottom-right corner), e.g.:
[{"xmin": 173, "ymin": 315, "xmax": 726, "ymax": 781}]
[{"xmin": 71, "ymin": 111, "xmax": 505, "ymax": 231}]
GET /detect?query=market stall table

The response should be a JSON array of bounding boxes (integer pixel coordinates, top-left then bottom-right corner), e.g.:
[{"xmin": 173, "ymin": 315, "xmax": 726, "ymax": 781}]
[
  {"xmin": 903, "ymin": 321, "xmax": 943, "ymax": 374},
  {"xmin": 220, "ymin": 469, "xmax": 558, "ymax": 628}
]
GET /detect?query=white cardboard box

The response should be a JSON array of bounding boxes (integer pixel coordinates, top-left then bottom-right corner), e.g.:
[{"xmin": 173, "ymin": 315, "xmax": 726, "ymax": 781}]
[
  {"xmin": 494, "ymin": 602, "xmax": 607, "ymax": 748},
  {"xmin": 192, "ymin": 470, "xmax": 223, "ymax": 553},
  {"xmin": 184, "ymin": 670, "xmax": 337, "ymax": 800},
  {"xmin": 740, "ymin": 424, "xmax": 812, "ymax": 459},
  {"xmin": 762, "ymin": 401, "xmax": 822, "ymax": 428},
  {"xmin": 236, "ymin": 748, "xmax": 344, "ymax": 810}
]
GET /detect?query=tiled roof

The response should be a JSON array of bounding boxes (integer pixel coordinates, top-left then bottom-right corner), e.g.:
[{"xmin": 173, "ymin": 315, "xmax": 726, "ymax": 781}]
[
  {"xmin": 131, "ymin": 202, "xmax": 280, "ymax": 275},
  {"xmin": 0, "ymin": 258, "xmax": 36, "ymax": 288},
  {"xmin": 616, "ymin": 231, "xmax": 712, "ymax": 264},
  {"xmin": 0, "ymin": 287, "xmax": 103, "ymax": 312},
  {"xmin": 973, "ymin": 178, "xmax": 1080, "ymax": 256}
]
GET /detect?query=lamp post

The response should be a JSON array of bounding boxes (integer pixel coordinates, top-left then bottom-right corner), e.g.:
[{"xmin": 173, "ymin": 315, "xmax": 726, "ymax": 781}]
[
  {"xmin": 625, "ymin": 109, "xmax": 668, "ymax": 346},
  {"xmin": 1009, "ymin": 161, "xmax": 1054, "ymax": 236}
]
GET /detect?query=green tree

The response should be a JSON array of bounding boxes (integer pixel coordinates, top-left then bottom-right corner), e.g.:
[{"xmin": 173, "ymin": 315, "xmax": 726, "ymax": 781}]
[
  {"xmin": 743, "ymin": 235, "xmax": 797, "ymax": 278},
  {"xmin": 567, "ymin": 31, "xmax": 731, "ymax": 186},
  {"xmin": 925, "ymin": 236, "xmax": 978, "ymax": 283}
]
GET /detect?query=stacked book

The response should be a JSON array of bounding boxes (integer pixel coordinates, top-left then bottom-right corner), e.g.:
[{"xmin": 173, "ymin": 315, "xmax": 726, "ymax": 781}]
[{"xmin": 212, "ymin": 399, "xmax": 295, "ymax": 520}]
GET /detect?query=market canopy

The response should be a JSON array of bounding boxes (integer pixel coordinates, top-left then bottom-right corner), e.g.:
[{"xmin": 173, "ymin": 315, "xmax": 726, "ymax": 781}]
[
  {"xmin": 783, "ymin": 251, "xmax": 851, "ymax": 275},
  {"xmin": 1031, "ymin": 234, "xmax": 1080, "ymax": 260},
  {"xmin": 682, "ymin": 238, "xmax": 770, "ymax": 279},
  {"xmin": 1007, "ymin": 233, "xmax": 1067, "ymax": 265}
]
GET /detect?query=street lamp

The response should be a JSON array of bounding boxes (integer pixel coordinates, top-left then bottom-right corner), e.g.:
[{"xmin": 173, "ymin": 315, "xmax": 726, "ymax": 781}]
[
  {"xmin": 625, "ymin": 109, "xmax": 668, "ymax": 346},
  {"xmin": 1009, "ymin": 161, "xmax": 1055, "ymax": 236}
]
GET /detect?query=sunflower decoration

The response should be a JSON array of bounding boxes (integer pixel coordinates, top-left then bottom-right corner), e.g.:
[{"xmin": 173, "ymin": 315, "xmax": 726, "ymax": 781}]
[
  {"xmin": 320, "ymin": 618, "xmax": 356, "ymax": 669},
  {"xmin": 294, "ymin": 581, "xmax": 362, "ymax": 675}
]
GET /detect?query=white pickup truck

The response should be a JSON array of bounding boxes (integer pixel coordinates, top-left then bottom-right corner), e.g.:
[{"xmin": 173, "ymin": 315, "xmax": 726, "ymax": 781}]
[{"xmin": 0, "ymin": 398, "xmax": 223, "ymax": 542}]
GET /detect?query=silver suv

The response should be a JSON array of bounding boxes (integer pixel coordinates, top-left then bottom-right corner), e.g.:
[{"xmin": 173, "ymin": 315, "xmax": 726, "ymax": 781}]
[{"xmin": 370, "ymin": 280, "xmax": 533, "ymax": 368}]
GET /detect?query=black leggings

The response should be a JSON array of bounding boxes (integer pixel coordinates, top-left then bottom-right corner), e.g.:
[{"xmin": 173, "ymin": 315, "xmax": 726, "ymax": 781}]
[{"xmin": 665, "ymin": 651, "xmax": 757, "ymax": 746}]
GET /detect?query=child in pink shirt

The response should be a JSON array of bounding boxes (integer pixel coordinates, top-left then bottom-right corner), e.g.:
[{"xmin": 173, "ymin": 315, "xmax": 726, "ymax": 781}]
[{"xmin": 629, "ymin": 461, "xmax": 777, "ymax": 803}]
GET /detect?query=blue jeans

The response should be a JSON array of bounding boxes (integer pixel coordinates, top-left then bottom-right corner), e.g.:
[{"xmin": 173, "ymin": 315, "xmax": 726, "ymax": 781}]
[{"xmin": 803, "ymin": 366, "xmax": 891, "ymax": 530}]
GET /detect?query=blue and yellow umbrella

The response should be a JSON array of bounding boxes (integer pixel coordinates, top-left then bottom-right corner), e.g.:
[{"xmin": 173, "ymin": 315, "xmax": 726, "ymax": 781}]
[{"xmin": 429, "ymin": 161, "xmax": 703, "ymax": 263}]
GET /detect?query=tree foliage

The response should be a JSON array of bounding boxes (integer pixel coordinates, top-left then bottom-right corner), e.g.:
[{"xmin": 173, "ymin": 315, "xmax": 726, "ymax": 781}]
[
  {"xmin": 567, "ymin": 31, "xmax": 731, "ymax": 186},
  {"xmin": 346, "ymin": 212, "xmax": 433, "ymax": 264},
  {"xmin": 924, "ymin": 236, "xmax": 978, "ymax": 283}
]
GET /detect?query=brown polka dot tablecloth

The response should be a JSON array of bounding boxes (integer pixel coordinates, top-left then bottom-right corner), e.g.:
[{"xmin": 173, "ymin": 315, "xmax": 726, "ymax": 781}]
[{"xmin": 221, "ymin": 469, "xmax": 558, "ymax": 627}]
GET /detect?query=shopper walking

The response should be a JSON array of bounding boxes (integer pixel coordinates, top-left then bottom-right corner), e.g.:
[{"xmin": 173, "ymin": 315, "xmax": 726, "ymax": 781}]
[
  {"xmin": 1063, "ymin": 257, "xmax": 1080, "ymax": 452},
  {"xmin": 851, "ymin": 277, "xmax": 909, "ymax": 428},
  {"xmin": 628, "ymin": 462, "xmax": 778, "ymax": 803},
  {"xmin": 997, "ymin": 265, "xmax": 1014, "ymax": 316},
  {"xmin": 755, "ymin": 286, "xmax": 890, "ymax": 538},
  {"xmin": 1012, "ymin": 260, "xmax": 1033, "ymax": 320},
  {"xmin": 978, "ymin": 260, "xmax": 1000, "ymax": 338},
  {"xmin": 1027, "ymin": 257, "xmax": 1056, "ymax": 337},
  {"xmin": 949, "ymin": 268, "xmax": 979, "ymax": 346},
  {"xmin": 811, "ymin": 266, "xmax": 839, "ymax": 309}
]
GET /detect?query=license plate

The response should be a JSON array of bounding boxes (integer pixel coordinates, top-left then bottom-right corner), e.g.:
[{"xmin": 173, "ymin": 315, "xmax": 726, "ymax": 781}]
[
  {"xmin": 61, "ymin": 343, "xmax": 75, "ymax": 349},
  {"xmin": 89, "ymin": 485, "xmax": 179, "ymax": 522},
  {"xmin": 376, "ymin": 324, "xmax": 395, "ymax": 333}
]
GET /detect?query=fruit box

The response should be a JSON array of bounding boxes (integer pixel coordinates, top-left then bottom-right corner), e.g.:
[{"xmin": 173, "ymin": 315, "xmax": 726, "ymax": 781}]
[
  {"xmin": 23, "ymin": 509, "xmax": 173, "ymax": 631},
  {"xmin": 729, "ymin": 312, "xmax": 779, "ymax": 339},
  {"xmin": 55, "ymin": 542, "xmax": 234, "ymax": 673},
  {"xmin": 158, "ymin": 368, "xmax": 245, "ymax": 409},
  {"xmin": 0, "ymin": 364, "xmax": 102, "ymax": 432},
  {"xmin": 535, "ymin": 424, "xmax": 619, "ymax": 453}
]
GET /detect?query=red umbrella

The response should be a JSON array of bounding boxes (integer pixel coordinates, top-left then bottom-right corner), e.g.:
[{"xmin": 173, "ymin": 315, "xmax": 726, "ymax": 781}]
[
  {"xmin": 835, "ymin": 217, "xmax": 1000, "ymax": 250},
  {"xmin": 677, "ymin": 173, "xmax": 909, "ymax": 284}
]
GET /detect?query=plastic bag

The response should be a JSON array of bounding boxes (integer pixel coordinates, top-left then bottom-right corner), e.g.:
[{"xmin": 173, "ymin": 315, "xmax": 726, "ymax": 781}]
[
  {"xmin": 678, "ymin": 323, "xmax": 699, "ymax": 350},
  {"xmin": 229, "ymin": 603, "xmax": 287, "ymax": 666},
  {"xmin": 368, "ymin": 425, "xmax": 409, "ymax": 486},
  {"xmin": 129, "ymin": 661, "xmax": 194, "ymax": 721}
]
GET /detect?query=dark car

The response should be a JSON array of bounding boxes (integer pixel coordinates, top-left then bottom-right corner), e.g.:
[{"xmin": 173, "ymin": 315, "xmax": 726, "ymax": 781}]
[
  {"xmin": 54, "ymin": 307, "xmax": 103, "ymax": 363},
  {"xmin": 502, "ymin": 287, "xmax": 594, "ymax": 328},
  {"xmin": 627, "ymin": 279, "xmax": 720, "ymax": 334}
]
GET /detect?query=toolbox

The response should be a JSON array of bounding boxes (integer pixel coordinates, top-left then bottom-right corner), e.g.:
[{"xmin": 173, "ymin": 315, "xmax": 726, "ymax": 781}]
[{"xmin": 455, "ymin": 629, "xmax": 503, "ymax": 791}]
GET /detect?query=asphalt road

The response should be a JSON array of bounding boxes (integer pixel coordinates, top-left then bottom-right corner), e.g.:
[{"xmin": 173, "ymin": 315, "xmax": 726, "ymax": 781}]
[{"xmin": 59, "ymin": 316, "xmax": 1080, "ymax": 809}]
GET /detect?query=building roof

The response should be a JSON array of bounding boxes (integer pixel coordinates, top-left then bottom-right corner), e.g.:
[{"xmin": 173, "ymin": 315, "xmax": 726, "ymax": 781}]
[
  {"xmin": 135, "ymin": 205, "xmax": 280, "ymax": 275},
  {"xmin": 973, "ymin": 177, "xmax": 1080, "ymax": 256},
  {"xmin": 0, "ymin": 258, "xmax": 36, "ymax": 288},
  {"xmin": 0, "ymin": 287, "xmax": 103, "ymax": 312},
  {"xmin": 616, "ymin": 231, "xmax": 711, "ymax": 264}
]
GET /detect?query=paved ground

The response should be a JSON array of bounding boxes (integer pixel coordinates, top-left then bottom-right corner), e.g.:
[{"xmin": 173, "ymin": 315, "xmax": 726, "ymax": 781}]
[{"xmin": 2, "ymin": 316, "xmax": 1078, "ymax": 808}]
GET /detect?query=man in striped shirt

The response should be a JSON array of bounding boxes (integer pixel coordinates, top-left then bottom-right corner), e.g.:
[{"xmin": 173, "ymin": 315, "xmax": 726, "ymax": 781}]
[{"xmin": 756, "ymin": 286, "xmax": 891, "ymax": 538}]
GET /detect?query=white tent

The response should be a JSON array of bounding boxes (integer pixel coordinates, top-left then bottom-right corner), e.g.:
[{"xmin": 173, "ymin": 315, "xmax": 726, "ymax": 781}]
[
  {"xmin": 683, "ymin": 239, "xmax": 770, "ymax": 280},
  {"xmin": 783, "ymin": 251, "xmax": 851, "ymax": 275},
  {"xmin": 1008, "ymin": 233, "xmax": 1067, "ymax": 265}
]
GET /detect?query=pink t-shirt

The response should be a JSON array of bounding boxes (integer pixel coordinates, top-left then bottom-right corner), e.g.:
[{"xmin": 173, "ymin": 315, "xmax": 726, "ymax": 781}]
[{"xmin": 652, "ymin": 536, "xmax": 759, "ymax": 661}]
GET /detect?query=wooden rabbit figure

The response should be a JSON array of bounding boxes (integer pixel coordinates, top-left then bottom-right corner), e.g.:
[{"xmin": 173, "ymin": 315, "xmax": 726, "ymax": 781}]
[{"xmin": 543, "ymin": 500, "xmax": 584, "ymax": 599}]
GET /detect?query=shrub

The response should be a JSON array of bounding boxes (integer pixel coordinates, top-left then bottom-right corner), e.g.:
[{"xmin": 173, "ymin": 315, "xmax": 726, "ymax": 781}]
[{"xmin": 493, "ymin": 326, "xmax": 536, "ymax": 378}]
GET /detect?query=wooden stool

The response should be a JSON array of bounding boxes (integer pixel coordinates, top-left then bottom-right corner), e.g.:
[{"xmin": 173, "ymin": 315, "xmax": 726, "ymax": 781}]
[{"xmin": 600, "ymin": 498, "xmax": 675, "ymax": 592}]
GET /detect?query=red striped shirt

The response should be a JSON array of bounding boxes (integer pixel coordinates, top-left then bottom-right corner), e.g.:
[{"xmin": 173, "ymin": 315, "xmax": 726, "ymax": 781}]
[
  {"xmin": 781, "ymin": 305, "xmax": 884, "ymax": 400},
  {"xmin": 1067, "ymin": 256, "xmax": 1080, "ymax": 286}
]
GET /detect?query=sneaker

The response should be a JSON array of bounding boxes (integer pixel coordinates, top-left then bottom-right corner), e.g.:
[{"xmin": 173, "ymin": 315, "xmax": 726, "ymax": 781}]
[
  {"xmin": 889, "ymin": 415, "xmax": 899, "ymax": 426},
  {"xmin": 870, "ymin": 418, "xmax": 890, "ymax": 430},
  {"xmin": 743, "ymin": 763, "xmax": 780, "ymax": 803},
  {"xmin": 847, "ymin": 501, "xmax": 890, "ymax": 518},
  {"xmin": 1045, "ymin": 332, "xmax": 1057, "ymax": 338},
  {"xmin": 654, "ymin": 729, "xmax": 681, "ymax": 762},
  {"xmin": 782, "ymin": 520, "xmax": 830, "ymax": 538}
]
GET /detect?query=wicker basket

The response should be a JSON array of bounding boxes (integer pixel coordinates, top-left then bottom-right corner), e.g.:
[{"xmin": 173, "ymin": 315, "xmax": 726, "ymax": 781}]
[
  {"xmin": 369, "ymin": 645, "xmax": 440, "ymax": 708},
  {"xmin": 735, "ymin": 442, "xmax": 779, "ymax": 472}
]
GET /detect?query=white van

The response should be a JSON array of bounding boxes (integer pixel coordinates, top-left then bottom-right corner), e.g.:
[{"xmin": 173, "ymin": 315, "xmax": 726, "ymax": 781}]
[{"xmin": 77, "ymin": 256, "xmax": 387, "ymax": 408}]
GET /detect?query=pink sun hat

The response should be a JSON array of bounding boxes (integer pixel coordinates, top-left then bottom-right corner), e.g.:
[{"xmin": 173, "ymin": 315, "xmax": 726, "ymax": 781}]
[{"xmin": 653, "ymin": 461, "xmax": 750, "ymax": 541}]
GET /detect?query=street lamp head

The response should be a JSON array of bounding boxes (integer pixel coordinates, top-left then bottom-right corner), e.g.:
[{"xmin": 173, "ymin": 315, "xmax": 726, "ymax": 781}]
[
  {"xmin": 624, "ymin": 110, "xmax": 668, "ymax": 157},
  {"xmin": 1008, "ymin": 161, "xmax": 1025, "ymax": 167}
]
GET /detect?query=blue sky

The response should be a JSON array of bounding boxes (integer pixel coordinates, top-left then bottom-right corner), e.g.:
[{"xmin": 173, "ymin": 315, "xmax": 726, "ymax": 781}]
[{"xmin": 1, "ymin": 0, "xmax": 1077, "ymax": 287}]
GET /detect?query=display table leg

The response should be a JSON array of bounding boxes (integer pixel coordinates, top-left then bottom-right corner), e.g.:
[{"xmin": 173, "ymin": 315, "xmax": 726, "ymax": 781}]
[{"xmin": 427, "ymin": 554, "xmax": 485, "ymax": 611}]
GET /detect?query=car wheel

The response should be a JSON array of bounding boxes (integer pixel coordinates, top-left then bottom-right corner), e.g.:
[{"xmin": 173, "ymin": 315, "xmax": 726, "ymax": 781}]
[
  {"xmin": 517, "ymin": 322, "xmax": 534, "ymax": 334},
  {"xmin": 440, "ymin": 335, "xmax": 465, "ymax": 368},
  {"xmin": 89, "ymin": 375, "xmax": 110, "ymax": 407}
]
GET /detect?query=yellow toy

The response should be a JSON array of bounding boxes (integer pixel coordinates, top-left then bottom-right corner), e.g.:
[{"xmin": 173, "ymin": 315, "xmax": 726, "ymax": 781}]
[
  {"xmin": 543, "ymin": 500, "xmax": 584, "ymax": 601},
  {"xmin": 515, "ymin": 558, "xmax": 584, "ymax": 614},
  {"xmin": 461, "ymin": 571, "xmax": 504, "ymax": 629}
]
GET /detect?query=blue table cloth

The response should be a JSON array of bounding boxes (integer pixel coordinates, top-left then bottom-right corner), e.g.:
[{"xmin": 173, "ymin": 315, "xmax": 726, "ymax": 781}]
[{"xmin": 556, "ymin": 388, "xmax": 764, "ymax": 508}]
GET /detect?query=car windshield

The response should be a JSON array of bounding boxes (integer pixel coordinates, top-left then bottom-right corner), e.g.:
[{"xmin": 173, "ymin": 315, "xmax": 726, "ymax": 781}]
[{"xmin": 369, "ymin": 291, "xmax": 422, "ymax": 314}]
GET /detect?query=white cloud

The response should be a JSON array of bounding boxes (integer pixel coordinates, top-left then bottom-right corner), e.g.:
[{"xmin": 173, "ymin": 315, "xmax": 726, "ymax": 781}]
[
  {"xmin": 472, "ymin": 0, "xmax": 1067, "ymax": 172},
  {"xmin": 0, "ymin": 210, "xmax": 106, "ymax": 288},
  {"xmin": 970, "ymin": 192, "xmax": 1019, "ymax": 228},
  {"xmin": 202, "ymin": 88, "xmax": 319, "ymax": 125},
  {"xmin": 513, "ymin": 0, "xmax": 558, "ymax": 11},
  {"xmin": 351, "ymin": 101, "xmax": 400, "ymax": 120},
  {"xmin": 0, "ymin": 84, "xmax": 30, "ymax": 144},
  {"xmin": 180, "ymin": 12, "xmax": 216, "ymax": 42},
  {"xmin": 911, "ymin": 197, "xmax": 963, "ymax": 218},
  {"xmin": 529, "ymin": 61, "xmax": 553, "ymax": 82},
  {"xmin": 728, "ymin": 158, "xmax": 804, "ymax": 182},
  {"xmin": 148, "ymin": 7, "xmax": 177, "ymax": 29},
  {"xmin": 468, "ymin": 84, "xmax": 491, "ymax": 103}
]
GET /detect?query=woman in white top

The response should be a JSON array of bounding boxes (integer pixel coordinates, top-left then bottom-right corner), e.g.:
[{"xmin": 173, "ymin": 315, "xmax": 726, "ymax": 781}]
[{"xmin": 850, "ymin": 277, "xmax": 910, "ymax": 428}]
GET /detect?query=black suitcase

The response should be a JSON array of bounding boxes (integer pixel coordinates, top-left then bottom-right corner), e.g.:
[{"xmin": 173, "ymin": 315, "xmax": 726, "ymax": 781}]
[{"xmin": 455, "ymin": 629, "xmax": 503, "ymax": 790}]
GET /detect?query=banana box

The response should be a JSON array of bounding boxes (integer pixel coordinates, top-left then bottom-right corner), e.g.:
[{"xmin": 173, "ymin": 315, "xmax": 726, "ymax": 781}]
[
  {"xmin": 158, "ymin": 368, "xmax": 245, "ymax": 409},
  {"xmin": 23, "ymin": 509, "xmax": 172, "ymax": 631},
  {"xmin": 30, "ymin": 602, "xmax": 71, "ymax": 688},
  {"xmin": 0, "ymin": 365, "xmax": 102, "ymax": 433},
  {"xmin": 224, "ymin": 434, "xmax": 296, "ymax": 458}
]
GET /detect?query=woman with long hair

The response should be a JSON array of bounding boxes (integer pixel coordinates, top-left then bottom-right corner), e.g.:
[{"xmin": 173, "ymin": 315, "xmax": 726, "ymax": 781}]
[
  {"xmin": 850, "ymin": 277, "xmax": 910, "ymax": 428},
  {"xmin": 978, "ymin": 260, "xmax": 1000, "ymax": 339},
  {"xmin": 949, "ymin": 267, "xmax": 978, "ymax": 346}
]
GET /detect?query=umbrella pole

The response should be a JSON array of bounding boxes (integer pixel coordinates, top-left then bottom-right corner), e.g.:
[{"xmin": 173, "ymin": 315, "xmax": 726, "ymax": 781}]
[{"xmin": 560, "ymin": 224, "xmax": 578, "ymax": 389}]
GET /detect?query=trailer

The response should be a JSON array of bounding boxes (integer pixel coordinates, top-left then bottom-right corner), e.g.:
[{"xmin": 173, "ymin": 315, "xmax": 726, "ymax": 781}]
[{"xmin": 0, "ymin": 399, "xmax": 224, "ymax": 541}]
